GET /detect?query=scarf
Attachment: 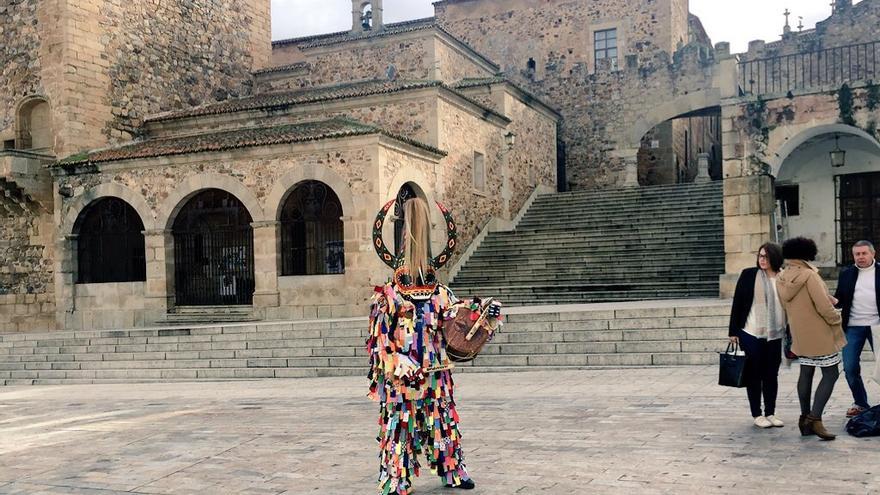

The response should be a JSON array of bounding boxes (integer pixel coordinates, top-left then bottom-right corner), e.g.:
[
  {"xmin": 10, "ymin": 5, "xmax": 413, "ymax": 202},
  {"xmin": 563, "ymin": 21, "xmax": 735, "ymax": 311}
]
[{"xmin": 752, "ymin": 270, "xmax": 785, "ymax": 339}]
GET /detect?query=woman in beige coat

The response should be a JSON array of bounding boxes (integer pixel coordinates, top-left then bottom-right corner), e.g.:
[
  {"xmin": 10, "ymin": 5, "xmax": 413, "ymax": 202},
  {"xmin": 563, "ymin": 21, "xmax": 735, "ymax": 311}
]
[{"xmin": 777, "ymin": 237, "xmax": 847, "ymax": 441}]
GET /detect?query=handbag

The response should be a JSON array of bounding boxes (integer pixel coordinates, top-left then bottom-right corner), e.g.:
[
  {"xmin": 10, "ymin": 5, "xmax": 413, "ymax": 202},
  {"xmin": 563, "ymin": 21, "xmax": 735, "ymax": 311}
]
[
  {"xmin": 718, "ymin": 342, "xmax": 747, "ymax": 388},
  {"xmin": 783, "ymin": 326, "xmax": 798, "ymax": 360}
]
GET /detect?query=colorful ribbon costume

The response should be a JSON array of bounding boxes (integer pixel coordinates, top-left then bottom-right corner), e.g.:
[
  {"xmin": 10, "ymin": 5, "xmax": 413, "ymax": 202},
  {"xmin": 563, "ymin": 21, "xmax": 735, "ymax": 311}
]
[{"xmin": 366, "ymin": 200, "xmax": 470, "ymax": 494}]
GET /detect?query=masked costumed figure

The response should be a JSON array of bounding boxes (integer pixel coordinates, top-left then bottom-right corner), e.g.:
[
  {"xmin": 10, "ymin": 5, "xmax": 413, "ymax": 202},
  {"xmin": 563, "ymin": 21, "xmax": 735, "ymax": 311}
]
[{"xmin": 367, "ymin": 198, "xmax": 501, "ymax": 494}]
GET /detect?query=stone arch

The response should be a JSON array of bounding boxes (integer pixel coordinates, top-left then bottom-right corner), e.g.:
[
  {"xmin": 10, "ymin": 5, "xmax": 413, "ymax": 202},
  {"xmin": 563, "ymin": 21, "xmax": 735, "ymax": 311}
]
[
  {"xmin": 266, "ymin": 165, "xmax": 355, "ymax": 223},
  {"xmin": 15, "ymin": 95, "xmax": 53, "ymax": 151},
  {"xmin": 63, "ymin": 182, "xmax": 155, "ymax": 236},
  {"xmin": 770, "ymin": 123, "xmax": 880, "ymax": 177},
  {"xmin": 627, "ymin": 89, "xmax": 722, "ymax": 149},
  {"xmin": 385, "ymin": 167, "xmax": 435, "ymax": 207},
  {"xmin": 158, "ymin": 173, "xmax": 265, "ymax": 231}
]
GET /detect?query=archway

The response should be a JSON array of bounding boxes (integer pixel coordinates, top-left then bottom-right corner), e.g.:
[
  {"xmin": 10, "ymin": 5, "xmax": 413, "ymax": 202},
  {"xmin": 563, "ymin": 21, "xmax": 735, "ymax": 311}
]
[
  {"xmin": 171, "ymin": 189, "xmax": 255, "ymax": 306},
  {"xmin": 776, "ymin": 130, "xmax": 880, "ymax": 266},
  {"xmin": 279, "ymin": 180, "xmax": 345, "ymax": 275},
  {"xmin": 636, "ymin": 108, "xmax": 722, "ymax": 186},
  {"xmin": 73, "ymin": 197, "xmax": 146, "ymax": 284}
]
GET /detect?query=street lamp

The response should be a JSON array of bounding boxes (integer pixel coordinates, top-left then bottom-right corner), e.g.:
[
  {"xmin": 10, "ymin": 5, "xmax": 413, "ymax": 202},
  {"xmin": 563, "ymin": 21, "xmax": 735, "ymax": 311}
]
[
  {"xmin": 830, "ymin": 134, "xmax": 846, "ymax": 168},
  {"xmin": 504, "ymin": 131, "xmax": 516, "ymax": 151}
]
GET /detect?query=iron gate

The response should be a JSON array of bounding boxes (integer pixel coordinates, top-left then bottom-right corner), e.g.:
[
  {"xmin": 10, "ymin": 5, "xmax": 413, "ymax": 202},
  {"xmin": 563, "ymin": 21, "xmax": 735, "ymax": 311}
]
[
  {"xmin": 836, "ymin": 172, "xmax": 880, "ymax": 266},
  {"xmin": 174, "ymin": 228, "xmax": 255, "ymax": 306}
]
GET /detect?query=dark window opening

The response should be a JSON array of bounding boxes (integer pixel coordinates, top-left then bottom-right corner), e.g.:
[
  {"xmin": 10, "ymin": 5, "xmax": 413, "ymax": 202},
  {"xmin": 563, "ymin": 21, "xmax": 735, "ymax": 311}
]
[
  {"xmin": 776, "ymin": 184, "xmax": 800, "ymax": 216},
  {"xmin": 75, "ymin": 197, "xmax": 146, "ymax": 284},
  {"xmin": 280, "ymin": 181, "xmax": 344, "ymax": 276}
]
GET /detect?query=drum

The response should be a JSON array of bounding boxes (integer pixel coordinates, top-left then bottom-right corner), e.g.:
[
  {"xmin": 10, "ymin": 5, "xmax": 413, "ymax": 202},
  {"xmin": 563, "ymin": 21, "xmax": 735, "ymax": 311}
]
[{"xmin": 442, "ymin": 298, "xmax": 500, "ymax": 363}]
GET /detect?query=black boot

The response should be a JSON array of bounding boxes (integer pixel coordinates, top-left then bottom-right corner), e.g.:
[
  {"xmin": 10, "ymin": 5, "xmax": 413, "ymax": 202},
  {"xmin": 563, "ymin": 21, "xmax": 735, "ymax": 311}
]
[{"xmin": 445, "ymin": 479, "xmax": 475, "ymax": 490}]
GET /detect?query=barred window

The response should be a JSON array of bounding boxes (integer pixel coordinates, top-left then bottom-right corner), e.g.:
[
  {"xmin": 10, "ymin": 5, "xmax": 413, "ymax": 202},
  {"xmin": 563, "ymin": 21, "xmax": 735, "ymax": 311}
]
[
  {"xmin": 75, "ymin": 198, "xmax": 146, "ymax": 284},
  {"xmin": 594, "ymin": 28, "xmax": 618, "ymax": 70},
  {"xmin": 280, "ymin": 181, "xmax": 344, "ymax": 275}
]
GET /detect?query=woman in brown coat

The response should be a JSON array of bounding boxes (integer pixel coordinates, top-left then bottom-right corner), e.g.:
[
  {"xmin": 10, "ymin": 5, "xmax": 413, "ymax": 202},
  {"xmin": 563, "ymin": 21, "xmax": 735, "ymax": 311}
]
[{"xmin": 777, "ymin": 237, "xmax": 847, "ymax": 441}]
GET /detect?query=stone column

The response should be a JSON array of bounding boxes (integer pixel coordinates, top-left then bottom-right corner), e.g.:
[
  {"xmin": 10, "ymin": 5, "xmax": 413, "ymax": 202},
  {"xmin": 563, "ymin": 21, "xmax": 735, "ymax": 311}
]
[
  {"xmin": 719, "ymin": 102, "xmax": 775, "ymax": 297},
  {"xmin": 142, "ymin": 229, "xmax": 173, "ymax": 321},
  {"xmin": 623, "ymin": 156, "xmax": 639, "ymax": 187},
  {"xmin": 694, "ymin": 152, "xmax": 711, "ymax": 183},
  {"xmin": 54, "ymin": 234, "xmax": 78, "ymax": 328},
  {"xmin": 251, "ymin": 221, "xmax": 280, "ymax": 308}
]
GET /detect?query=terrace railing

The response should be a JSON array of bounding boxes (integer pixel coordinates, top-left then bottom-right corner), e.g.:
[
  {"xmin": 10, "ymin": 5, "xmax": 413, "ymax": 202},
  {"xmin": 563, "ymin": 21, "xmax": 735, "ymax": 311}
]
[{"xmin": 738, "ymin": 40, "xmax": 880, "ymax": 96}]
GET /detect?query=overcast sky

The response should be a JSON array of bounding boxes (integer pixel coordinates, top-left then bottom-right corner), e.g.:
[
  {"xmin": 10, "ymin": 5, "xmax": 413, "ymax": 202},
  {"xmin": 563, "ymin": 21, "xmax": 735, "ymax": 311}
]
[{"xmin": 271, "ymin": 0, "xmax": 862, "ymax": 53}]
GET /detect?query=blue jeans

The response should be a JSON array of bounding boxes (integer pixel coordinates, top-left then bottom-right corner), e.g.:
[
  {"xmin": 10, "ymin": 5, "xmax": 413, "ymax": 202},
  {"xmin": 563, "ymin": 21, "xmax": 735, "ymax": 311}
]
[{"xmin": 842, "ymin": 326, "xmax": 876, "ymax": 409}]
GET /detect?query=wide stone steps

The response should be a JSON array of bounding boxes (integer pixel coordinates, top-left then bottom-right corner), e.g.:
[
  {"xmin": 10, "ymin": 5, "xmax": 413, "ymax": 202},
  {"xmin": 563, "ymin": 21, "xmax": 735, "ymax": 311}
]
[{"xmin": 452, "ymin": 182, "xmax": 724, "ymax": 303}]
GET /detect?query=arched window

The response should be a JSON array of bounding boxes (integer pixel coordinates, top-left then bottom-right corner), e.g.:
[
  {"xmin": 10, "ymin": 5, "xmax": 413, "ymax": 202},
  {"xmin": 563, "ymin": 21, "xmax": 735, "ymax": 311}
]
[
  {"xmin": 74, "ymin": 198, "xmax": 146, "ymax": 284},
  {"xmin": 17, "ymin": 98, "xmax": 53, "ymax": 151},
  {"xmin": 280, "ymin": 181, "xmax": 344, "ymax": 275}
]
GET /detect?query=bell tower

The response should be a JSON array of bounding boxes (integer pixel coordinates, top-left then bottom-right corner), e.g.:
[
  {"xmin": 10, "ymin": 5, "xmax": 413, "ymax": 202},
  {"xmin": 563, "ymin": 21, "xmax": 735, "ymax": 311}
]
[{"xmin": 352, "ymin": 0, "xmax": 384, "ymax": 32}]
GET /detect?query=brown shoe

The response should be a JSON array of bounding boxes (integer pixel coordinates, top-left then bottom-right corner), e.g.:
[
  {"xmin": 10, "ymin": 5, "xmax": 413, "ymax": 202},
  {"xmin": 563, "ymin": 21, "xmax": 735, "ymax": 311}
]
[
  {"xmin": 806, "ymin": 414, "xmax": 836, "ymax": 441},
  {"xmin": 798, "ymin": 414, "xmax": 813, "ymax": 436}
]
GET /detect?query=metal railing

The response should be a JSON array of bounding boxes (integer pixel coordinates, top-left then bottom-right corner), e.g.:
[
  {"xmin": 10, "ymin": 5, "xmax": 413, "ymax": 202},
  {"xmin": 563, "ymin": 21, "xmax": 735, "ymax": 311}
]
[{"xmin": 739, "ymin": 40, "xmax": 880, "ymax": 96}]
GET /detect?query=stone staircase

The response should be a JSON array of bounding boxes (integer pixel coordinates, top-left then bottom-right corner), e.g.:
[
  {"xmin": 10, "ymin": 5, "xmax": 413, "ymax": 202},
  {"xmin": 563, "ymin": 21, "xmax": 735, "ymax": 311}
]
[
  {"xmin": 0, "ymin": 301, "xmax": 732, "ymax": 385},
  {"xmin": 451, "ymin": 182, "xmax": 724, "ymax": 305}
]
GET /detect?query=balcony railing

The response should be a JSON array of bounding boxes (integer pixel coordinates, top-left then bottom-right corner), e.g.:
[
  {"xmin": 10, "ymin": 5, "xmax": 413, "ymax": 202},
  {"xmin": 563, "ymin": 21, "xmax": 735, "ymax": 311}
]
[{"xmin": 739, "ymin": 40, "xmax": 880, "ymax": 96}]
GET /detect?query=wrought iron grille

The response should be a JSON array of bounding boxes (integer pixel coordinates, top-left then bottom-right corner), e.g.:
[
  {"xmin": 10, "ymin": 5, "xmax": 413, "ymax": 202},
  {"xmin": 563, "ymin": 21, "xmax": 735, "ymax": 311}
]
[
  {"xmin": 836, "ymin": 172, "xmax": 880, "ymax": 266},
  {"xmin": 75, "ymin": 197, "xmax": 146, "ymax": 284},
  {"xmin": 739, "ymin": 40, "xmax": 880, "ymax": 96},
  {"xmin": 173, "ymin": 189, "xmax": 255, "ymax": 306},
  {"xmin": 280, "ymin": 181, "xmax": 345, "ymax": 276}
]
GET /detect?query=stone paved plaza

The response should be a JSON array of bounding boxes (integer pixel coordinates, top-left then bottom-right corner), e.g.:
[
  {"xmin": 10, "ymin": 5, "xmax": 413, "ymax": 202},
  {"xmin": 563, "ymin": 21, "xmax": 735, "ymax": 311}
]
[{"xmin": 0, "ymin": 366, "xmax": 878, "ymax": 495}]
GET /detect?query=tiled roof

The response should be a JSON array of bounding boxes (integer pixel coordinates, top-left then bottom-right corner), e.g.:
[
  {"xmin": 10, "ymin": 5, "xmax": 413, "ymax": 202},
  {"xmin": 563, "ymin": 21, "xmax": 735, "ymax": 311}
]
[
  {"xmin": 146, "ymin": 80, "xmax": 443, "ymax": 123},
  {"xmin": 453, "ymin": 77, "xmax": 561, "ymax": 118},
  {"xmin": 272, "ymin": 18, "xmax": 437, "ymax": 48},
  {"xmin": 57, "ymin": 118, "xmax": 446, "ymax": 166},
  {"xmin": 252, "ymin": 62, "xmax": 310, "ymax": 75}
]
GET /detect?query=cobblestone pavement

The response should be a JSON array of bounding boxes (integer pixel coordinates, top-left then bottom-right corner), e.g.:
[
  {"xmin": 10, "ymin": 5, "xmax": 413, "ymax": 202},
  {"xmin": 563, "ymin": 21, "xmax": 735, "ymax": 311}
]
[{"xmin": 0, "ymin": 366, "xmax": 878, "ymax": 495}]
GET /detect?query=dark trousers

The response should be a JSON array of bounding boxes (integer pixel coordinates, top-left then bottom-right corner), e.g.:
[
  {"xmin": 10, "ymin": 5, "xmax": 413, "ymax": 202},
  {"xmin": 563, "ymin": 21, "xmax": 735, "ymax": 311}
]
[
  {"xmin": 842, "ymin": 325, "xmax": 875, "ymax": 409},
  {"xmin": 739, "ymin": 330, "xmax": 782, "ymax": 417}
]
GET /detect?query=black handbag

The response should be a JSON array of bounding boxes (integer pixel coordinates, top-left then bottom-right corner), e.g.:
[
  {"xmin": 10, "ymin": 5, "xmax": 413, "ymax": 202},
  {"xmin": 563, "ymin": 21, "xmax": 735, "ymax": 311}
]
[{"xmin": 718, "ymin": 342, "xmax": 747, "ymax": 388}]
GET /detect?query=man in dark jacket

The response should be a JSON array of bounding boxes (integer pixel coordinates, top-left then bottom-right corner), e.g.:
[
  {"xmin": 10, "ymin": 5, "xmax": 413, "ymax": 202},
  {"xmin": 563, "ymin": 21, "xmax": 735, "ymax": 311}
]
[{"xmin": 834, "ymin": 240, "xmax": 878, "ymax": 417}]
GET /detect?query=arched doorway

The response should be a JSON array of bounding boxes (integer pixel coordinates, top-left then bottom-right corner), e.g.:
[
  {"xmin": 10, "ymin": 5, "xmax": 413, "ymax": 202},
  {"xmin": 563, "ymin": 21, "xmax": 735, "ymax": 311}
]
[
  {"xmin": 74, "ymin": 197, "xmax": 146, "ymax": 284},
  {"xmin": 636, "ymin": 108, "xmax": 722, "ymax": 186},
  {"xmin": 172, "ymin": 189, "xmax": 255, "ymax": 306},
  {"xmin": 17, "ymin": 97, "xmax": 53, "ymax": 152},
  {"xmin": 279, "ymin": 180, "xmax": 345, "ymax": 275},
  {"xmin": 776, "ymin": 130, "xmax": 880, "ymax": 266}
]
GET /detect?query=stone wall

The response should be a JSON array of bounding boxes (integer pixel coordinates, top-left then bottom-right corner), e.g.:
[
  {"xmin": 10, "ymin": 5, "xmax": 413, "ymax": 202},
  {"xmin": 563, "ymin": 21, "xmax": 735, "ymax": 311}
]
[
  {"xmin": 435, "ymin": 0, "xmax": 720, "ymax": 189},
  {"xmin": 1, "ymin": 0, "xmax": 270, "ymax": 158},
  {"xmin": 97, "ymin": 0, "xmax": 269, "ymax": 145},
  {"xmin": 433, "ymin": 37, "xmax": 496, "ymax": 83},
  {"xmin": 0, "ymin": 201, "xmax": 55, "ymax": 332},
  {"xmin": 0, "ymin": 0, "xmax": 65, "ymax": 152},
  {"xmin": 435, "ymin": 98, "xmax": 506, "ymax": 248}
]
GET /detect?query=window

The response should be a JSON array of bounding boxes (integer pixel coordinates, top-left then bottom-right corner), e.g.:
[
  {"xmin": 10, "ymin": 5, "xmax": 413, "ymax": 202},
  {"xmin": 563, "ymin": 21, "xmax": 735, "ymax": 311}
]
[
  {"xmin": 75, "ymin": 198, "xmax": 146, "ymax": 284},
  {"xmin": 594, "ymin": 28, "xmax": 618, "ymax": 70},
  {"xmin": 473, "ymin": 152, "xmax": 486, "ymax": 191},
  {"xmin": 776, "ymin": 184, "xmax": 800, "ymax": 216},
  {"xmin": 280, "ymin": 181, "xmax": 344, "ymax": 276}
]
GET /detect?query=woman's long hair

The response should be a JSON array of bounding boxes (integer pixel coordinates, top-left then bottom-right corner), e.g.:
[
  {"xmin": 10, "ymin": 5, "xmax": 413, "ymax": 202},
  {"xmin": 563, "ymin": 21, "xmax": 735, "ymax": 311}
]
[{"xmin": 402, "ymin": 198, "xmax": 432, "ymax": 278}]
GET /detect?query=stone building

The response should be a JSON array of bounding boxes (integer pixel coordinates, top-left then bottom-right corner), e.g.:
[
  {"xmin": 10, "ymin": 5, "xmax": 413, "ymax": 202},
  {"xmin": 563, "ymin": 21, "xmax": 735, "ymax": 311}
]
[
  {"xmin": 0, "ymin": 0, "xmax": 558, "ymax": 331},
  {"xmin": 3, "ymin": 0, "xmax": 880, "ymax": 332}
]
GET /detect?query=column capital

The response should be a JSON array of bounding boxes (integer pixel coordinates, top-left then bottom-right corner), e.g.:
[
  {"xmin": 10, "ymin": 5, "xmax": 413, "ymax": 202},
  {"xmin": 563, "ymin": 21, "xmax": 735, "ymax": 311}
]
[{"xmin": 142, "ymin": 228, "xmax": 172, "ymax": 236}]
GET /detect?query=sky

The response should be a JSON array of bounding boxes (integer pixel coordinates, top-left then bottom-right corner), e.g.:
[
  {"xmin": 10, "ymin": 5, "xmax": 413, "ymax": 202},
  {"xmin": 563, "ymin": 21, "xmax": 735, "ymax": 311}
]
[{"xmin": 270, "ymin": 0, "xmax": 863, "ymax": 53}]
